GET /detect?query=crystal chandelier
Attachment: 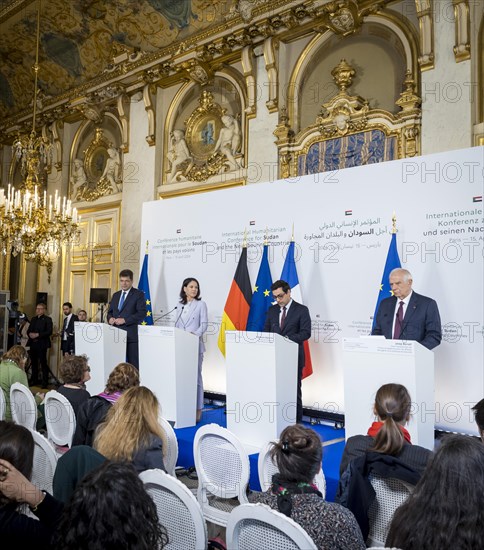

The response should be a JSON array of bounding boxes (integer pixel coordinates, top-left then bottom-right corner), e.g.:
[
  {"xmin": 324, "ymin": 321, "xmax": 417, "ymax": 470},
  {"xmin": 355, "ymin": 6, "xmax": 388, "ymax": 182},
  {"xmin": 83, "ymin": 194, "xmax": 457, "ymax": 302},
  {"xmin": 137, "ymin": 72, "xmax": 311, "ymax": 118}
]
[{"xmin": 0, "ymin": 0, "xmax": 80, "ymax": 281}]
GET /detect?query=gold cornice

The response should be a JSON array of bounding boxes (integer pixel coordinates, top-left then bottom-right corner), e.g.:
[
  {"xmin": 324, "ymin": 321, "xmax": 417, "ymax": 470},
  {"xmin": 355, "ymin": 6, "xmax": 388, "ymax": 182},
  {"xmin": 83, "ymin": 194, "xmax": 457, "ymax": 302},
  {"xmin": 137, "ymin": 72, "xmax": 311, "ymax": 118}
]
[{"xmin": 0, "ymin": 0, "xmax": 35, "ymax": 24}]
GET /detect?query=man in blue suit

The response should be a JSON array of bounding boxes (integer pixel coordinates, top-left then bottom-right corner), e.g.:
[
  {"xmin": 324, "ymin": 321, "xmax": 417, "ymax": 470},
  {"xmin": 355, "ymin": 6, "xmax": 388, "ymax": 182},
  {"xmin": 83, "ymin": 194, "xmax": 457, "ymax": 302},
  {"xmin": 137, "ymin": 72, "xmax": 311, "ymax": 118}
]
[
  {"xmin": 264, "ymin": 280, "xmax": 312, "ymax": 423},
  {"xmin": 372, "ymin": 268, "xmax": 441, "ymax": 350},
  {"xmin": 107, "ymin": 269, "xmax": 147, "ymax": 368}
]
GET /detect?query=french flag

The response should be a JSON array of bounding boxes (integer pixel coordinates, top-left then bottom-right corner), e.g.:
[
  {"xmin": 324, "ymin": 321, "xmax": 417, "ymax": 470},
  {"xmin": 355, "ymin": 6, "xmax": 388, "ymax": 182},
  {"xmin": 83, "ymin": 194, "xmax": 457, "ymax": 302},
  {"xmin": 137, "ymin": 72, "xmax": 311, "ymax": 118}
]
[{"xmin": 280, "ymin": 240, "xmax": 313, "ymax": 379}]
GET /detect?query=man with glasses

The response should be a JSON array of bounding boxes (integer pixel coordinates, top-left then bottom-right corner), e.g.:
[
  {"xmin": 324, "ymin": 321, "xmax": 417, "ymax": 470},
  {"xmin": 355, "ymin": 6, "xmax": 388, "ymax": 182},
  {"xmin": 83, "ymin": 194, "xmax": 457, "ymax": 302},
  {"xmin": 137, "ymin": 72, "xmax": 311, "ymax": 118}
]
[
  {"xmin": 264, "ymin": 280, "xmax": 311, "ymax": 423},
  {"xmin": 27, "ymin": 302, "xmax": 53, "ymax": 388}
]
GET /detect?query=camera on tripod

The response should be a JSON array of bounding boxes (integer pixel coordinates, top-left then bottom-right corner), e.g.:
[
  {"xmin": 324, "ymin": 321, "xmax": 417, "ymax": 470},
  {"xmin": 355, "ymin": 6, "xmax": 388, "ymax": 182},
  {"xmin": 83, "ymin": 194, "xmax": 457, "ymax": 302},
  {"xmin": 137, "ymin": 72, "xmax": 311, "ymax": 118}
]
[{"xmin": 7, "ymin": 300, "xmax": 27, "ymax": 347}]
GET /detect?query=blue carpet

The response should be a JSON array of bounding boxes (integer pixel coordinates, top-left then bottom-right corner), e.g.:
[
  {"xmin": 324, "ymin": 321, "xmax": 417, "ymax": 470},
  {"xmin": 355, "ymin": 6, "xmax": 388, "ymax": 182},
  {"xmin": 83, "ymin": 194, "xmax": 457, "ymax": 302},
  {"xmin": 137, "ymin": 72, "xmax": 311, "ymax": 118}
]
[{"xmin": 174, "ymin": 406, "xmax": 345, "ymax": 502}]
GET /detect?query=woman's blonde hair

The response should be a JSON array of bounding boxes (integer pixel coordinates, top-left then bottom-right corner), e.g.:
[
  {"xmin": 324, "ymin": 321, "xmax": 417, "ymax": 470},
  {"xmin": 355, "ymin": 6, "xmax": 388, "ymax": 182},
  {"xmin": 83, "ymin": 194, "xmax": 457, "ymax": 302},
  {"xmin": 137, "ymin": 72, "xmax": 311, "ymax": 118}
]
[
  {"xmin": 2, "ymin": 345, "xmax": 29, "ymax": 370},
  {"xmin": 94, "ymin": 386, "xmax": 167, "ymax": 461}
]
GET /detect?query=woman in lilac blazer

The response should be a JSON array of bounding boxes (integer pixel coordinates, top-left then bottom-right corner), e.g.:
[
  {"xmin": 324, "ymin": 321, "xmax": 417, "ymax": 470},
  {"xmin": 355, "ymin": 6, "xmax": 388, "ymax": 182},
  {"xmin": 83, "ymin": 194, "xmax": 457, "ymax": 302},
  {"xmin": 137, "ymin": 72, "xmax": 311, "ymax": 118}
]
[{"xmin": 175, "ymin": 277, "xmax": 208, "ymax": 423}]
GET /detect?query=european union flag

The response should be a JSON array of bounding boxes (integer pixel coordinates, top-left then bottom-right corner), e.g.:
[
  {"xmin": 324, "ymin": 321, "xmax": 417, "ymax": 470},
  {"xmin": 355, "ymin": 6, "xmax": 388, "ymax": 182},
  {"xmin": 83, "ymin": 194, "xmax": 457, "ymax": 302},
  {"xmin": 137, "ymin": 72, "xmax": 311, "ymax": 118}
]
[
  {"xmin": 247, "ymin": 244, "xmax": 273, "ymax": 332},
  {"xmin": 372, "ymin": 232, "xmax": 401, "ymax": 329},
  {"xmin": 138, "ymin": 250, "xmax": 153, "ymax": 326}
]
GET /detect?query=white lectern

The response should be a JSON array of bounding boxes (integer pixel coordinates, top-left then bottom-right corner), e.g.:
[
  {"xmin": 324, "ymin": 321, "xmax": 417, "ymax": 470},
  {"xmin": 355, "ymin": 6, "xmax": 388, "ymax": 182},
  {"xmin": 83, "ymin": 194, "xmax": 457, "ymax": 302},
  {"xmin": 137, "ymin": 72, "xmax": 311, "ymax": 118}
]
[
  {"xmin": 225, "ymin": 330, "xmax": 298, "ymax": 451},
  {"xmin": 74, "ymin": 322, "xmax": 127, "ymax": 395},
  {"xmin": 138, "ymin": 326, "xmax": 198, "ymax": 429},
  {"xmin": 342, "ymin": 337, "xmax": 435, "ymax": 450}
]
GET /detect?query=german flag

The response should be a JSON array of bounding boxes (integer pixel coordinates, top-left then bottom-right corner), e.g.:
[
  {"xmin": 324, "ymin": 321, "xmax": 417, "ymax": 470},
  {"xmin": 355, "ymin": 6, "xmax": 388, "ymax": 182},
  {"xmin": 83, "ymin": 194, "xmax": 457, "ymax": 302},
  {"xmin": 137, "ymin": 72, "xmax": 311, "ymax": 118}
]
[{"xmin": 218, "ymin": 246, "xmax": 252, "ymax": 356}]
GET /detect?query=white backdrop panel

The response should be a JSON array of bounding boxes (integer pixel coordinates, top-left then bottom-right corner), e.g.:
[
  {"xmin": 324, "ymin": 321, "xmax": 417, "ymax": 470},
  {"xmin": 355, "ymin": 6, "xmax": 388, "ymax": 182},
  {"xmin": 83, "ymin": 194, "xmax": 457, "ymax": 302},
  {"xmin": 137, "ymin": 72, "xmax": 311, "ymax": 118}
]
[{"xmin": 141, "ymin": 147, "xmax": 484, "ymax": 434}]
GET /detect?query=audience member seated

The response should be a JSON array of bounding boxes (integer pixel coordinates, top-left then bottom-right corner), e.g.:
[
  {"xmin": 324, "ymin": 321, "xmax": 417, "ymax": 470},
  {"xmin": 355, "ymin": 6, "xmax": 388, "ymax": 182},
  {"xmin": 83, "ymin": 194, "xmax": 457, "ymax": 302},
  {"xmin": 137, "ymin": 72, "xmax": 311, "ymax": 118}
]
[
  {"xmin": 94, "ymin": 386, "xmax": 167, "ymax": 473},
  {"xmin": 0, "ymin": 421, "xmax": 63, "ymax": 549},
  {"xmin": 386, "ymin": 434, "xmax": 484, "ymax": 549},
  {"xmin": 72, "ymin": 362, "xmax": 139, "ymax": 446},
  {"xmin": 56, "ymin": 355, "xmax": 91, "ymax": 417},
  {"xmin": 249, "ymin": 424, "xmax": 365, "ymax": 550},
  {"xmin": 0, "ymin": 345, "xmax": 30, "ymax": 420},
  {"xmin": 472, "ymin": 398, "xmax": 484, "ymax": 441},
  {"xmin": 338, "ymin": 383, "xmax": 432, "ymax": 478},
  {"xmin": 53, "ymin": 445, "xmax": 106, "ymax": 503},
  {"xmin": 52, "ymin": 461, "xmax": 169, "ymax": 549}
]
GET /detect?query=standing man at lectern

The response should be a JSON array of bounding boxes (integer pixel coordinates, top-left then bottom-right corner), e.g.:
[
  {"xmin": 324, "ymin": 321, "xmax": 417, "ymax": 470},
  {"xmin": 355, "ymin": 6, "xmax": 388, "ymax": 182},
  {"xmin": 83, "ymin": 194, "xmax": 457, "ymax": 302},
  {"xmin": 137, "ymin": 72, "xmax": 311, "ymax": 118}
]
[
  {"xmin": 372, "ymin": 268, "xmax": 442, "ymax": 350},
  {"xmin": 264, "ymin": 280, "xmax": 311, "ymax": 423},
  {"xmin": 107, "ymin": 269, "xmax": 147, "ymax": 368}
]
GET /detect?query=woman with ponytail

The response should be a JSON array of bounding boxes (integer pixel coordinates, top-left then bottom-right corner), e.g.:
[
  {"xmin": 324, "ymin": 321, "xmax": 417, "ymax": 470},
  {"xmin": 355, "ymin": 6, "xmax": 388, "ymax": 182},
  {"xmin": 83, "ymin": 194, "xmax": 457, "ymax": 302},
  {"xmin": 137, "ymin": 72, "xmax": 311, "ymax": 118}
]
[
  {"xmin": 339, "ymin": 383, "xmax": 432, "ymax": 478},
  {"xmin": 249, "ymin": 424, "xmax": 365, "ymax": 550}
]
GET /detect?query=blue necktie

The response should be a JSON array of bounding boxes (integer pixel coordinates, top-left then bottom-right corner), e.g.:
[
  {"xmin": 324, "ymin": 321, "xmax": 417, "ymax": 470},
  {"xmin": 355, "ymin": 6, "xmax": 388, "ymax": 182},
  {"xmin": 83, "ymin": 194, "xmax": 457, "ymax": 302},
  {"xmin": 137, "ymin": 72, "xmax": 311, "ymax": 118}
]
[{"xmin": 119, "ymin": 291, "xmax": 126, "ymax": 310}]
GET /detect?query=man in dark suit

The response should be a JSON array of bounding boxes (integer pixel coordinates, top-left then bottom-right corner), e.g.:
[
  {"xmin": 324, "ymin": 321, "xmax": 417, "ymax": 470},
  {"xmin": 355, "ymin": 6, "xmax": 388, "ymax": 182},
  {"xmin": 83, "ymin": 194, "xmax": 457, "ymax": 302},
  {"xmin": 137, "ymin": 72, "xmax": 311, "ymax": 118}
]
[
  {"xmin": 27, "ymin": 302, "xmax": 53, "ymax": 387},
  {"xmin": 60, "ymin": 302, "xmax": 79, "ymax": 356},
  {"xmin": 107, "ymin": 269, "xmax": 147, "ymax": 369},
  {"xmin": 264, "ymin": 280, "xmax": 312, "ymax": 423},
  {"xmin": 372, "ymin": 268, "xmax": 441, "ymax": 350}
]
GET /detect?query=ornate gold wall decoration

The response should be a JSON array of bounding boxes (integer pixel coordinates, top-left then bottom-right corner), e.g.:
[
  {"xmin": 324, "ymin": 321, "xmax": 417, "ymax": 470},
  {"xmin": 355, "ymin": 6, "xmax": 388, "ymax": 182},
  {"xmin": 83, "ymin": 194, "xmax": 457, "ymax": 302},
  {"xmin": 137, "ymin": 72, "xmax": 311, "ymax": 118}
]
[
  {"xmin": 452, "ymin": 0, "xmax": 471, "ymax": 62},
  {"xmin": 263, "ymin": 37, "xmax": 279, "ymax": 112},
  {"xmin": 277, "ymin": 59, "xmax": 422, "ymax": 177},
  {"xmin": 70, "ymin": 128, "xmax": 122, "ymax": 202},
  {"xmin": 415, "ymin": 0, "xmax": 435, "ymax": 70},
  {"xmin": 316, "ymin": 0, "xmax": 363, "ymax": 36}
]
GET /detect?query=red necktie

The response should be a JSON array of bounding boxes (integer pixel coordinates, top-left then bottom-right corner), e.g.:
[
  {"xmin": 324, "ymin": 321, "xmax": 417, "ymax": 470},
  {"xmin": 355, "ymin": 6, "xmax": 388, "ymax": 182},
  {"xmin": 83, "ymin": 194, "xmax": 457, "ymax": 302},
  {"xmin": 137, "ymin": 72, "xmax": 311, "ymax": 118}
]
[
  {"xmin": 393, "ymin": 301, "xmax": 404, "ymax": 339},
  {"xmin": 280, "ymin": 306, "xmax": 287, "ymax": 330}
]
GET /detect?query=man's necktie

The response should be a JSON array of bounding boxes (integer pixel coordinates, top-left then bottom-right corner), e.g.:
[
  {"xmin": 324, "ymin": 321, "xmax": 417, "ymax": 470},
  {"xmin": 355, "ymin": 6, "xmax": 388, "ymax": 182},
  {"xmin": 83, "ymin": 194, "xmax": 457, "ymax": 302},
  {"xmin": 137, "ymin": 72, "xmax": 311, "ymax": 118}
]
[
  {"xmin": 280, "ymin": 306, "xmax": 287, "ymax": 330},
  {"xmin": 119, "ymin": 291, "xmax": 126, "ymax": 310},
  {"xmin": 393, "ymin": 301, "xmax": 404, "ymax": 339}
]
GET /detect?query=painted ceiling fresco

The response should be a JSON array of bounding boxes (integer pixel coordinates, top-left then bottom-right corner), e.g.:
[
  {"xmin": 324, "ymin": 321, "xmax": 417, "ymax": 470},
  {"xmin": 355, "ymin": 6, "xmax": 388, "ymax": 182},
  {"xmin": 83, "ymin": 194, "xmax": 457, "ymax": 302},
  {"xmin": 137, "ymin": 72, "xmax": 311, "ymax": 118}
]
[{"xmin": 0, "ymin": 0, "xmax": 237, "ymax": 120}]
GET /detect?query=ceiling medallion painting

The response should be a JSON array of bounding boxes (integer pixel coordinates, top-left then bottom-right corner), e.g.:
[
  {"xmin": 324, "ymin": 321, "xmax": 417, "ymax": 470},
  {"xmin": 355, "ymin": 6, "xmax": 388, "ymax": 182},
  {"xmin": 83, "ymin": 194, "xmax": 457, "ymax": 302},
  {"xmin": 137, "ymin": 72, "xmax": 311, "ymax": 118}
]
[
  {"xmin": 165, "ymin": 90, "xmax": 244, "ymax": 184},
  {"xmin": 0, "ymin": 0, "xmax": 237, "ymax": 119}
]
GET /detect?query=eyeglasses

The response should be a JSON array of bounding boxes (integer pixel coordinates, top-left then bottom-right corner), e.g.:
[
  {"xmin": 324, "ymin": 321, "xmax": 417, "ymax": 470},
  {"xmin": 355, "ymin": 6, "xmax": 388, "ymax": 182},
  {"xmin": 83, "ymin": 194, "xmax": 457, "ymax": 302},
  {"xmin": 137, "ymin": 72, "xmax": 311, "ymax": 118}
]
[
  {"xmin": 85, "ymin": 366, "xmax": 91, "ymax": 372},
  {"xmin": 273, "ymin": 293, "xmax": 286, "ymax": 300}
]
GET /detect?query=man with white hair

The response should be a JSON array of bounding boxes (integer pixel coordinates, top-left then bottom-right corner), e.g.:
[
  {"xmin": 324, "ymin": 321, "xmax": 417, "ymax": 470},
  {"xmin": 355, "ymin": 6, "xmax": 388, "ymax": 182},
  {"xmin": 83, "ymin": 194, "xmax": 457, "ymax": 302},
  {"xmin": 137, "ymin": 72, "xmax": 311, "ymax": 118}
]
[{"xmin": 372, "ymin": 268, "xmax": 441, "ymax": 350}]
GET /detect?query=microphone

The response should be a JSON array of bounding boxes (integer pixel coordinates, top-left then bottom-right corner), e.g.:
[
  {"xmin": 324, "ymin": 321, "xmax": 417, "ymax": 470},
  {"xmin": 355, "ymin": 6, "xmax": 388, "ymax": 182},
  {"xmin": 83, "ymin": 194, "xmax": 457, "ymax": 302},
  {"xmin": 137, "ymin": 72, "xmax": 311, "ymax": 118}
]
[
  {"xmin": 174, "ymin": 305, "xmax": 185, "ymax": 325},
  {"xmin": 153, "ymin": 306, "xmax": 177, "ymax": 324}
]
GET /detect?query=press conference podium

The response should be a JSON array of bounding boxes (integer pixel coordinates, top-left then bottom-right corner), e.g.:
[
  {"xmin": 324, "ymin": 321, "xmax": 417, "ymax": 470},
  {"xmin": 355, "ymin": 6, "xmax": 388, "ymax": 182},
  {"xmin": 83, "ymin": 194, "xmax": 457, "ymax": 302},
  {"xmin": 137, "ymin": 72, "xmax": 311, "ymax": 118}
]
[
  {"xmin": 225, "ymin": 330, "xmax": 298, "ymax": 450},
  {"xmin": 138, "ymin": 326, "xmax": 199, "ymax": 428},
  {"xmin": 342, "ymin": 337, "xmax": 435, "ymax": 450},
  {"xmin": 74, "ymin": 322, "xmax": 126, "ymax": 395}
]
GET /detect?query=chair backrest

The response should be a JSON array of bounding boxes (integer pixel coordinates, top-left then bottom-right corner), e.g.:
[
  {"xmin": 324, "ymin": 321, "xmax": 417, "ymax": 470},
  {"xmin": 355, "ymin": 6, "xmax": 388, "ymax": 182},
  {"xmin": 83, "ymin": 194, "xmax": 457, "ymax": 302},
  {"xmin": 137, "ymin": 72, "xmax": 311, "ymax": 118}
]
[
  {"xmin": 194, "ymin": 423, "xmax": 250, "ymax": 526},
  {"xmin": 0, "ymin": 387, "xmax": 6, "ymax": 420},
  {"xmin": 158, "ymin": 415, "xmax": 178, "ymax": 477},
  {"xmin": 226, "ymin": 502, "xmax": 317, "ymax": 550},
  {"xmin": 257, "ymin": 441, "xmax": 326, "ymax": 498},
  {"xmin": 367, "ymin": 474, "xmax": 414, "ymax": 547},
  {"xmin": 44, "ymin": 390, "xmax": 76, "ymax": 447},
  {"xmin": 30, "ymin": 428, "xmax": 58, "ymax": 494},
  {"xmin": 140, "ymin": 468, "xmax": 207, "ymax": 550},
  {"xmin": 10, "ymin": 382, "xmax": 37, "ymax": 430}
]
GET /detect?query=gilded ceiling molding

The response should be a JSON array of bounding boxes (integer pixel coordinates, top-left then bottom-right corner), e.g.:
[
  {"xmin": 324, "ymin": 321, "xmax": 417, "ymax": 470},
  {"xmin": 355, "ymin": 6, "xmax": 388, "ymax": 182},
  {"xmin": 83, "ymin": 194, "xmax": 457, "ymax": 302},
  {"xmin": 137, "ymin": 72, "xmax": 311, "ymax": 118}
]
[
  {"xmin": 241, "ymin": 46, "xmax": 257, "ymax": 117},
  {"xmin": 263, "ymin": 37, "xmax": 279, "ymax": 112},
  {"xmin": 116, "ymin": 92, "xmax": 130, "ymax": 154},
  {"xmin": 415, "ymin": 0, "xmax": 435, "ymax": 70},
  {"xmin": 142, "ymin": 83, "xmax": 156, "ymax": 147},
  {"xmin": 452, "ymin": 0, "xmax": 471, "ymax": 62}
]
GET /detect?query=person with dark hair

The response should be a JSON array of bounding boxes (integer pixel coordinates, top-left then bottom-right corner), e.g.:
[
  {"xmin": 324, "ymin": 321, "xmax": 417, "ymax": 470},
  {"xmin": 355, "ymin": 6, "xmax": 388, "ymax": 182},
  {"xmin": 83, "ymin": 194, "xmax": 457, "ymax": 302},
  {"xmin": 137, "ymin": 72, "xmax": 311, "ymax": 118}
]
[
  {"xmin": 27, "ymin": 302, "xmax": 53, "ymax": 388},
  {"xmin": 386, "ymin": 434, "xmax": 484, "ymax": 549},
  {"xmin": 57, "ymin": 355, "xmax": 91, "ymax": 417},
  {"xmin": 249, "ymin": 425, "xmax": 365, "ymax": 549},
  {"xmin": 372, "ymin": 268, "xmax": 441, "ymax": 350},
  {"xmin": 0, "ymin": 421, "xmax": 63, "ymax": 548},
  {"xmin": 94, "ymin": 386, "xmax": 167, "ymax": 473},
  {"xmin": 264, "ymin": 280, "xmax": 311, "ymax": 423},
  {"xmin": 472, "ymin": 398, "xmax": 484, "ymax": 441},
  {"xmin": 59, "ymin": 302, "xmax": 79, "ymax": 356},
  {"xmin": 338, "ymin": 383, "xmax": 432, "ymax": 477},
  {"xmin": 0, "ymin": 345, "xmax": 29, "ymax": 420},
  {"xmin": 52, "ymin": 461, "xmax": 168, "ymax": 550},
  {"xmin": 107, "ymin": 269, "xmax": 147, "ymax": 368},
  {"xmin": 72, "ymin": 362, "xmax": 140, "ymax": 446},
  {"xmin": 175, "ymin": 277, "xmax": 208, "ymax": 422}
]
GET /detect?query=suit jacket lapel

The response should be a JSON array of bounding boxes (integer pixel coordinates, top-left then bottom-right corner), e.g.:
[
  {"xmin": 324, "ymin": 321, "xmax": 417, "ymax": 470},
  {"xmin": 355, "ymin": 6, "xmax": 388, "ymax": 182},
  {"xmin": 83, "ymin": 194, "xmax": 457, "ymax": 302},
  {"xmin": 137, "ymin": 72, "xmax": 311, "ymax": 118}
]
[{"xmin": 402, "ymin": 292, "xmax": 418, "ymax": 330}]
